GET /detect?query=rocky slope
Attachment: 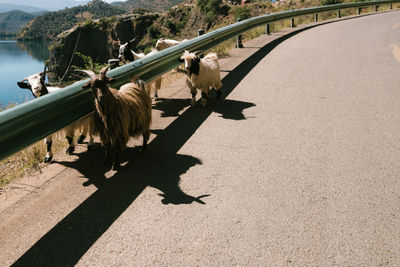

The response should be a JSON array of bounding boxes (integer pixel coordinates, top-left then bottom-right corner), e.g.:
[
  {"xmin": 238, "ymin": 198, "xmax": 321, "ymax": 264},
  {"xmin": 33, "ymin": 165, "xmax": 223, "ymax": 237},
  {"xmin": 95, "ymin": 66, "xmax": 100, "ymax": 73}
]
[
  {"xmin": 48, "ymin": 14, "xmax": 160, "ymax": 80},
  {"xmin": 47, "ymin": 3, "xmax": 210, "ymax": 80},
  {"xmin": 113, "ymin": 0, "xmax": 188, "ymax": 12}
]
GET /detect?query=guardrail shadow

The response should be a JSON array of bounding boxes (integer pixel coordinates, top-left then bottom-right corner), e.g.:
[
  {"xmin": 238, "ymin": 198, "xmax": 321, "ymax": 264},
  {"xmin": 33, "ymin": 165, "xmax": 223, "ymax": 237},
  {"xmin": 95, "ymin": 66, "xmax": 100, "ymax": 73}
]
[{"xmin": 12, "ymin": 24, "xmax": 321, "ymax": 266}]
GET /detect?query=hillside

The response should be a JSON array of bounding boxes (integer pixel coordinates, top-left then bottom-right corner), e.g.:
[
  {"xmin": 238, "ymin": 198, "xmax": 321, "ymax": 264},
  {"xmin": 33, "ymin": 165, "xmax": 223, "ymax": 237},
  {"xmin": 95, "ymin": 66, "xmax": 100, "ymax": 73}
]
[
  {"xmin": 0, "ymin": 10, "xmax": 36, "ymax": 34},
  {"xmin": 47, "ymin": 0, "xmax": 257, "ymax": 79},
  {"xmin": 114, "ymin": 0, "xmax": 188, "ymax": 12},
  {"xmin": 48, "ymin": 0, "xmax": 355, "ymax": 80},
  {"xmin": 16, "ymin": 0, "xmax": 126, "ymax": 40}
]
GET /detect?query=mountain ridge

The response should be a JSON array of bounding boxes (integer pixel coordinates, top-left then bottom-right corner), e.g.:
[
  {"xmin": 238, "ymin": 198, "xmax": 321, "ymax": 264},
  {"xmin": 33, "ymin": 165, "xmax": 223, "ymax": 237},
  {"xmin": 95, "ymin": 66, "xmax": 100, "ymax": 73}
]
[
  {"xmin": 0, "ymin": 10, "xmax": 38, "ymax": 35},
  {"xmin": 0, "ymin": 3, "xmax": 46, "ymax": 13},
  {"xmin": 17, "ymin": 0, "xmax": 126, "ymax": 40}
]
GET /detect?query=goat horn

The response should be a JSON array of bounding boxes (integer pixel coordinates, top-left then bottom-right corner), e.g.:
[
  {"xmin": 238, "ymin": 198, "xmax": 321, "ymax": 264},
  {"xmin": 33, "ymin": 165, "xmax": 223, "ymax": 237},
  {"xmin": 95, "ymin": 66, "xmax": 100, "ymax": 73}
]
[
  {"xmin": 193, "ymin": 50, "xmax": 203, "ymax": 55},
  {"xmin": 128, "ymin": 38, "xmax": 136, "ymax": 43},
  {"xmin": 100, "ymin": 65, "xmax": 110, "ymax": 79},
  {"xmin": 80, "ymin": 70, "xmax": 96, "ymax": 78},
  {"xmin": 41, "ymin": 64, "xmax": 47, "ymax": 79}
]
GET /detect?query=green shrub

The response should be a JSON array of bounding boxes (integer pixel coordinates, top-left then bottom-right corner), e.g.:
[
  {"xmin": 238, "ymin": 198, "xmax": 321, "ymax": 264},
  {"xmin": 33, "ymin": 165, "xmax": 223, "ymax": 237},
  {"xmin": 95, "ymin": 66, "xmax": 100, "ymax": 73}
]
[
  {"xmin": 73, "ymin": 52, "xmax": 107, "ymax": 74},
  {"xmin": 148, "ymin": 25, "xmax": 161, "ymax": 38},
  {"xmin": 233, "ymin": 6, "xmax": 252, "ymax": 20}
]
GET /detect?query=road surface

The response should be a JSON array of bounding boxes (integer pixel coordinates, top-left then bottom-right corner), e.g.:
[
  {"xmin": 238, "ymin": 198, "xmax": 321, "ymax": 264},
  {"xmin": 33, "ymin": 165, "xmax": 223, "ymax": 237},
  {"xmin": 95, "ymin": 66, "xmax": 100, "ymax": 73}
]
[{"xmin": 1, "ymin": 10, "xmax": 400, "ymax": 266}]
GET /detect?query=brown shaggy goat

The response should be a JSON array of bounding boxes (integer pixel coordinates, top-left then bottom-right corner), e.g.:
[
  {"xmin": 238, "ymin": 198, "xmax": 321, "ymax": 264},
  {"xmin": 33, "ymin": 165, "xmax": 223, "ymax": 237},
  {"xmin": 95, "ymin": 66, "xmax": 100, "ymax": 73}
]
[{"xmin": 82, "ymin": 66, "xmax": 152, "ymax": 170}]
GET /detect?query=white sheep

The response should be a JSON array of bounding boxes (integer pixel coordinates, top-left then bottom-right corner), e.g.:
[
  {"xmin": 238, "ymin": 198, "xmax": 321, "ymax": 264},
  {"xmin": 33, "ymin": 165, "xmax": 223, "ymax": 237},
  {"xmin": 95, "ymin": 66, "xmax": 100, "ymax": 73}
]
[
  {"xmin": 155, "ymin": 38, "xmax": 187, "ymax": 51},
  {"xmin": 17, "ymin": 66, "xmax": 95, "ymax": 162},
  {"xmin": 82, "ymin": 66, "xmax": 152, "ymax": 170},
  {"xmin": 180, "ymin": 50, "xmax": 222, "ymax": 107},
  {"xmin": 156, "ymin": 38, "xmax": 188, "ymax": 73},
  {"xmin": 118, "ymin": 39, "xmax": 162, "ymax": 100}
]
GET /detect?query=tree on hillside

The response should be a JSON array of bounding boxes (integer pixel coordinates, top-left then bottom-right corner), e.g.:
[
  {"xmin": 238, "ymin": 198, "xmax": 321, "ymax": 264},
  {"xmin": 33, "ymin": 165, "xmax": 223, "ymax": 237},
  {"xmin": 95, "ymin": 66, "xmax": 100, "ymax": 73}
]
[{"xmin": 196, "ymin": 0, "xmax": 229, "ymax": 28}]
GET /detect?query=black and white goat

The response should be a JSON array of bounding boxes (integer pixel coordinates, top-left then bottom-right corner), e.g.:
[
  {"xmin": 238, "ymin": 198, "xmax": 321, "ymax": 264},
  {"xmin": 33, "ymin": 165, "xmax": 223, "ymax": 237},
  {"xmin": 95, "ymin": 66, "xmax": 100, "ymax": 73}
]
[
  {"xmin": 118, "ymin": 39, "xmax": 162, "ymax": 100},
  {"xmin": 17, "ymin": 66, "xmax": 94, "ymax": 162},
  {"xmin": 180, "ymin": 50, "xmax": 222, "ymax": 107}
]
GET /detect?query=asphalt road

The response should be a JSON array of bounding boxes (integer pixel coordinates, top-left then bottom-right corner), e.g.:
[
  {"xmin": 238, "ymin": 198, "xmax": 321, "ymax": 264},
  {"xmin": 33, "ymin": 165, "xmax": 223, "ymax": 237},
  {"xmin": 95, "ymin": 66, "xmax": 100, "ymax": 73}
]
[{"xmin": 1, "ymin": 10, "xmax": 400, "ymax": 266}]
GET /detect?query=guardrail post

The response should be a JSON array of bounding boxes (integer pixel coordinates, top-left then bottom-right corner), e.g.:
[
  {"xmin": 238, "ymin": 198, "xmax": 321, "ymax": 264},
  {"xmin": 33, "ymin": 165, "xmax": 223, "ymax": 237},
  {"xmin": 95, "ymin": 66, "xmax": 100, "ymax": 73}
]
[
  {"xmin": 375, "ymin": 5, "xmax": 378, "ymax": 12},
  {"xmin": 314, "ymin": 13, "xmax": 318, "ymax": 22},
  {"xmin": 390, "ymin": 3, "xmax": 393, "ymax": 9},
  {"xmin": 357, "ymin": 7, "xmax": 361, "ymax": 15},
  {"xmin": 265, "ymin": 24, "xmax": 270, "ymax": 35},
  {"xmin": 291, "ymin": 17, "xmax": 295, "ymax": 28},
  {"xmin": 337, "ymin": 10, "xmax": 341, "ymax": 18},
  {"xmin": 236, "ymin": 18, "xmax": 243, "ymax": 48},
  {"xmin": 198, "ymin": 29, "xmax": 205, "ymax": 36},
  {"xmin": 108, "ymin": 59, "xmax": 119, "ymax": 70}
]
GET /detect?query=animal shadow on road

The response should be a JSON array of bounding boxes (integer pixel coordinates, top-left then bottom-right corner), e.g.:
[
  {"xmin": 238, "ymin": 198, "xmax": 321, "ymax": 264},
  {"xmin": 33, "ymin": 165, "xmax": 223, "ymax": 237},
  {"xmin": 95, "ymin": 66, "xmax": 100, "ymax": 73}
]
[{"xmin": 12, "ymin": 24, "xmax": 318, "ymax": 266}]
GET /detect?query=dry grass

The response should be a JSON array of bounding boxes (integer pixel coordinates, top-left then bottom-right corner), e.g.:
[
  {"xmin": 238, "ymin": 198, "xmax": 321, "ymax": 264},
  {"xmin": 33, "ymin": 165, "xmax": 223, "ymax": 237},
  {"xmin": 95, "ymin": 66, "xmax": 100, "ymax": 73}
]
[
  {"xmin": 0, "ymin": 103, "xmax": 68, "ymax": 189},
  {"xmin": 210, "ymin": 2, "xmax": 398, "ymax": 58}
]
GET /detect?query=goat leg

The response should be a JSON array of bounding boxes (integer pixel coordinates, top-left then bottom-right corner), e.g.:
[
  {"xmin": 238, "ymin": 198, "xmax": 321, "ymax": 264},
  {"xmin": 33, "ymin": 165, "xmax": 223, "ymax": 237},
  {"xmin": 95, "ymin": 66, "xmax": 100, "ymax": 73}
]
[
  {"xmin": 215, "ymin": 87, "xmax": 222, "ymax": 98},
  {"xmin": 142, "ymin": 131, "xmax": 150, "ymax": 151},
  {"xmin": 77, "ymin": 135, "xmax": 86, "ymax": 144},
  {"xmin": 44, "ymin": 139, "xmax": 53, "ymax": 163},
  {"xmin": 112, "ymin": 148, "xmax": 120, "ymax": 171},
  {"xmin": 104, "ymin": 146, "xmax": 113, "ymax": 170},
  {"xmin": 201, "ymin": 91, "xmax": 208, "ymax": 108}
]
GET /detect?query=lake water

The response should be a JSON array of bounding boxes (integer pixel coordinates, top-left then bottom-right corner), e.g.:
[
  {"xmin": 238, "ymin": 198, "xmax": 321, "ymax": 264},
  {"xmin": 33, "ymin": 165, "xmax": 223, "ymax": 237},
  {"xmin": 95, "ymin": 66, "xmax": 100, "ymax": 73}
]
[{"xmin": 0, "ymin": 40, "xmax": 49, "ymax": 107}]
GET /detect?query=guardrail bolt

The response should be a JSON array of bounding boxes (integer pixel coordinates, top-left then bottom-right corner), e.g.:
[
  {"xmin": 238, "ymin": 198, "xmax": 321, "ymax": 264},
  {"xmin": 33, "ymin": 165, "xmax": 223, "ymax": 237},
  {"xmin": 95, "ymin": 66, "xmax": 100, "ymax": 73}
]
[
  {"xmin": 198, "ymin": 29, "xmax": 205, "ymax": 36},
  {"xmin": 357, "ymin": 7, "xmax": 361, "ymax": 15},
  {"xmin": 236, "ymin": 18, "xmax": 244, "ymax": 48},
  {"xmin": 314, "ymin": 13, "xmax": 318, "ymax": 22},
  {"xmin": 291, "ymin": 17, "xmax": 295, "ymax": 28},
  {"xmin": 266, "ymin": 24, "xmax": 270, "ymax": 35}
]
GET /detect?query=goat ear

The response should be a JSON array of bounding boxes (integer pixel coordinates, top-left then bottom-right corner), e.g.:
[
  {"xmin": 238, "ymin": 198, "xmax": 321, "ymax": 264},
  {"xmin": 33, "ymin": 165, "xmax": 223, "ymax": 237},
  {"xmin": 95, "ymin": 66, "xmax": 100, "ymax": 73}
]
[
  {"xmin": 82, "ymin": 81, "xmax": 91, "ymax": 89},
  {"xmin": 17, "ymin": 81, "xmax": 30, "ymax": 89}
]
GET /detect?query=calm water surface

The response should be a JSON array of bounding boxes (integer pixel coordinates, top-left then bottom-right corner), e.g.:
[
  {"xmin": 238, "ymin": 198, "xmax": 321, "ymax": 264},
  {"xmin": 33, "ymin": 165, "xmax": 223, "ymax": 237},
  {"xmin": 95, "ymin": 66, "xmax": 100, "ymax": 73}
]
[{"xmin": 0, "ymin": 40, "xmax": 49, "ymax": 107}]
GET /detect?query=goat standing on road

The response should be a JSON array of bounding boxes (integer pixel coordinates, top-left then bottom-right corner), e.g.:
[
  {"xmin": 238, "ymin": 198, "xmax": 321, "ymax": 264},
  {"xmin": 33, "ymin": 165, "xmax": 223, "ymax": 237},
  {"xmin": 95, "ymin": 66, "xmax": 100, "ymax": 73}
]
[
  {"xmin": 82, "ymin": 66, "xmax": 152, "ymax": 170},
  {"xmin": 17, "ymin": 66, "xmax": 94, "ymax": 162},
  {"xmin": 180, "ymin": 50, "xmax": 222, "ymax": 107}
]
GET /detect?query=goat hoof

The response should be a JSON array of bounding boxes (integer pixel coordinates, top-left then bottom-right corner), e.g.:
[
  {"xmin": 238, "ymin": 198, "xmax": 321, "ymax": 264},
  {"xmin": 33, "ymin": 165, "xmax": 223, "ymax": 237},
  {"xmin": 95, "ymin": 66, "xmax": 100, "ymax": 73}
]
[
  {"xmin": 77, "ymin": 135, "xmax": 86, "ymax": 144},
  {"xmin": 66, "ymin": 146, "xmax": 75, "ymax": 155},
  {"xmin": 104, "ymin": 162, "xmax": 112, "ymax": 171},
  {"xmin": 87, "ymin": 144, "xmax": 95, "ymax": 151},
  {"xmin": 44, "ymin": 156, "xmax": 52, "ymax": 163},
  {"xmin": 104, "ymin": 158, "xmax": 112, "ymax": 170},
  {"xmin": 112, "ymin": 163, "xmax": 120, "ymax": 171}
]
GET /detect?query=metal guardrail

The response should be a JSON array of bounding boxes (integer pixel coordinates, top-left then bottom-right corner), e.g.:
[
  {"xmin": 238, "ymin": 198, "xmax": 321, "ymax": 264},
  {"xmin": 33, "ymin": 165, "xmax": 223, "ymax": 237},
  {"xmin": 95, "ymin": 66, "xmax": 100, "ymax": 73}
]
[{"xmin": 1, "ymin": 0, "xmax": 399, "ymax": 161}]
